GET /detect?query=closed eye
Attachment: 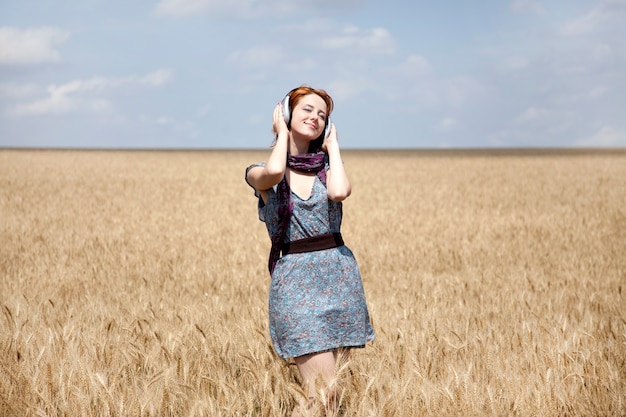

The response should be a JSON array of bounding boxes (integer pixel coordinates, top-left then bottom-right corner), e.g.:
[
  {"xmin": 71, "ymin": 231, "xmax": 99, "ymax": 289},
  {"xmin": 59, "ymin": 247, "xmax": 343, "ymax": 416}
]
[{"xmin": 303, "ymin": 105, "xmax": 326, "ymax": 120}]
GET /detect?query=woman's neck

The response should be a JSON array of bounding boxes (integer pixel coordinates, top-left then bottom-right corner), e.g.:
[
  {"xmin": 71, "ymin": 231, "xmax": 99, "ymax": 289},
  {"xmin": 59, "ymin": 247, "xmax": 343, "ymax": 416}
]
[{"xmin": 289, "ymin": 133, "xmax": 310, "ymax": 155}]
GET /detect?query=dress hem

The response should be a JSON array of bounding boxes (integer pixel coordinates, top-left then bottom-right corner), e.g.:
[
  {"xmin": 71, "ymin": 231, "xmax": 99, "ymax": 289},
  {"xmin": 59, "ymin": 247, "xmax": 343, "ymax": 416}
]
[{"xmin": 275, "ymin": 337, "xmax": 375, "ymax": 360}]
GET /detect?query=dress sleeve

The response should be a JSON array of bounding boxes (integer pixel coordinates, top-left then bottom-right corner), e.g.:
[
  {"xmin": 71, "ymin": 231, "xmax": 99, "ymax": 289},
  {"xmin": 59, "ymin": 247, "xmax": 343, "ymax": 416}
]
[
  {"xmin": 245, "ymin": 163, "xmax": 264, "ymax": 190},
  {"xmin": 245, "ymin": 163, "xmax": 268, "ymax": 222}
]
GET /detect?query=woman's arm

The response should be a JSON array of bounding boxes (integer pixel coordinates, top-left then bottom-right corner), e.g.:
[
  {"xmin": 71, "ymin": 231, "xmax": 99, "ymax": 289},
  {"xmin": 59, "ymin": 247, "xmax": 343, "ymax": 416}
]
[
  {"xmin": 323, "ymin": 123, "xmax": 352, "ymax": 202},
  {"xmin": 246, "ymin": 103, "xmax": 289, "ymax": 191}
]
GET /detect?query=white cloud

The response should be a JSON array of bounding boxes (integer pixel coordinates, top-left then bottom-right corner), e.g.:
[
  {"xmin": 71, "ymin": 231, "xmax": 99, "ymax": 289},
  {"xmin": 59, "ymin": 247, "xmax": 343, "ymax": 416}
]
[
  {"xmin": 561, "ymin": 9, "xmax": 605, "ymax": 36},
  {"xmin": 221, "ymin": 20, "xmax": 398, "ymax": 90},
  {"xmin": 226, "ymin": 46, "xmax": 285, "ymax": 71},
  {"xmin": 554, "ymin": 85, "xmax": 609, "ymax": 107},
  {"xmin": 589, "ymin": 43, "xmax": 615, "ymax": 66},
  {"xmin": 12, "ymin": 95, "xmax": 113, "ymax": 116},
  {"xmin": 442, "ymin": 76, "xmax": 485, "ymax": 107},
  {"xmin": 280, "ymin": 18, "xmax": 333, "ymax": 33},
  {"xmin": 139, "ymin": 69, "xmax": 174, "ymax": 87},
  {"xmin": 224, "ymin": 46, "xmax": 289, "ymax": 87},
  {"xmin": 435, "ymin": 117, "xmax": 459, "ymax": 133},
  {"xmin": 318, "ymin": 26, "xmax": 395, "ymax": 54},
  {"xmin": 516, "ymin": 106, "xmax": 551, "ymax": 124},
  {"xmin": 548, "ymin": 41, "xmax": 619, "ymax": 76},
  {"xmin": 392, "ymin": 54, "xmax": 431, "ymax": 77},
  {"xmin": 327, "ymin": 76, "xmax": 374, "ymax": 100},
  {"xmin": 575, "ymin": 126, "xmax": 626, "ymax": 147},
  {"xmin": 226, "ymin": 45, "xmax": 330, "ymax": 81},
  {"xmin": 589, "ymin": 86, "xmax": 609, "ymax": 98},
  {"xmin": 196, "ymin": 103, "xmax": 213, "ymax": 118},
  {"xmin": 499, "ymin": 55, "xmax": 530, "ymax": 71},
  {"xmin": 141, "ymin": 114, "xmax": 200, "ymax": 139},
  {"xmin": 155, "ymin": 0, "xmax": 255, "ymax": 18},
  {"xmin": 40, "ymin": 69, "xmax": 173, "ymax": 97},
  {"xmin": 285, "ymin": 57, "xmax": 319, "ymax": 72},
  {"xmin": 0, "ymin": 27, "xmax": 69, "ymax": 66},
  {"xmin": 154, "ymin": 0, "xmax": 363, "ymax": 18},
  {"xmin": 8, "ymin": 69, "xmax": 173, "ymax": 117},
  {"xmin": 0, "ymin": 82, "xmax": 40, "ymax": 99},
  {"xmin": 560, "ymin": 1, "xmax": 626, "ymax": 36}
]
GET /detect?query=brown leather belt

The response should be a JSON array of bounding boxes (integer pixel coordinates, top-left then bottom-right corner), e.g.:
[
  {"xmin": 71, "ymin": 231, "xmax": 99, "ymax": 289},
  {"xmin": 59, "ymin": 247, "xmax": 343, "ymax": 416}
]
[{"xmin": 281, "ymin": 233, "xmax": 344, "ymax": 256}]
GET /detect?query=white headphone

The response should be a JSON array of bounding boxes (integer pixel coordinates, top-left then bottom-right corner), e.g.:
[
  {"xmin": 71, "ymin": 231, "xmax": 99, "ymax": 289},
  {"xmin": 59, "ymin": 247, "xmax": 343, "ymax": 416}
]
[{"xmin": 282, "ymin": 93, "xmax": 332, "ymax": 138}]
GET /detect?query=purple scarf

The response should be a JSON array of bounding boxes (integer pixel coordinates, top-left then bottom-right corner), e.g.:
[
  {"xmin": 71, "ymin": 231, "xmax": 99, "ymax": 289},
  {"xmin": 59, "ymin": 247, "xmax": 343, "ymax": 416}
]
[{"xmin": 268, "ymin": 151, "xmax": 326, "ymax": 274}]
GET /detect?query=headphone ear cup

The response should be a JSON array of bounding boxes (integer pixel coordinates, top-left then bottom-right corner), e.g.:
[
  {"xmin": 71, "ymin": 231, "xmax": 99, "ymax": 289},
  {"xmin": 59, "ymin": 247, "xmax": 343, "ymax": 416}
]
[
  {"xmin": 281, "ymin": 95, "xmax": 291, "ymax": 125},
  {"xmin": 325, "ymin": 116, "xmax": 332, "ymax": 138}
]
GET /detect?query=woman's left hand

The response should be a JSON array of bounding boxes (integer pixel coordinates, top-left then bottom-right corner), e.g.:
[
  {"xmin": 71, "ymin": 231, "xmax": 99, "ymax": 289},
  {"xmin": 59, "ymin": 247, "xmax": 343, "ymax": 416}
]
[{"xmin": 322, "ymin": 123, "xmax": 337, "ymax": 152}]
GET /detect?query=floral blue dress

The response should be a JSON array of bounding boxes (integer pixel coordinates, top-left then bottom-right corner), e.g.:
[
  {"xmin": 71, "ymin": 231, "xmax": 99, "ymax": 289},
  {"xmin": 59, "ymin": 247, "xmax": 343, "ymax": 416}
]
[{"xmin": 247, "ymin": 164, "xmax": 375, "ymax": 359}]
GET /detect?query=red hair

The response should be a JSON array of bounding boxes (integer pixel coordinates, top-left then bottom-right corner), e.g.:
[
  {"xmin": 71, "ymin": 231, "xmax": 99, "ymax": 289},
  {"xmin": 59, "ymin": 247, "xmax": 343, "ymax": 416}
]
[{"xmin": 287, "ymin": 85, "xmax": 334, "ymax": 117}]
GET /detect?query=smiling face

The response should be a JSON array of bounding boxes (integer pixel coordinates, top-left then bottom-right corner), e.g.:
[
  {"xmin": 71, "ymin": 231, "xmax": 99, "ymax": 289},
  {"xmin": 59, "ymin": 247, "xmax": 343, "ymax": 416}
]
[{"xmin": 289, "ymin": 93, "xmax": 328, "ymax": 141}]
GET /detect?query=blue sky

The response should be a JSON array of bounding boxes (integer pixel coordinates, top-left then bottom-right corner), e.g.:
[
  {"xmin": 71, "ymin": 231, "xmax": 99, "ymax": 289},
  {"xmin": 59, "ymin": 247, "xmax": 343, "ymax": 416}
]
[{"xmin": 1, "ymin": 0, "xmax": 625, "ymax": 149}]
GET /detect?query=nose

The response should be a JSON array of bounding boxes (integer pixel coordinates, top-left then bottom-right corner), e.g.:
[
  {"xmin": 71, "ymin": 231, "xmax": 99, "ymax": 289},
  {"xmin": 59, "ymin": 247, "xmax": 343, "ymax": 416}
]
[{"xmin": 310, "ymin": 114, "xmax": 322, "ymax": 125}]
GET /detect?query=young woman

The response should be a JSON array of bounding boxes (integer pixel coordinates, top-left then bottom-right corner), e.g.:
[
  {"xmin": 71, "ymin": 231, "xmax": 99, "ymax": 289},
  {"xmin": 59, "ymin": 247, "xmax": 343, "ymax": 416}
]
[{"xmin": 245, "ymin": 85, "xmax": 375, "ymax": 416}]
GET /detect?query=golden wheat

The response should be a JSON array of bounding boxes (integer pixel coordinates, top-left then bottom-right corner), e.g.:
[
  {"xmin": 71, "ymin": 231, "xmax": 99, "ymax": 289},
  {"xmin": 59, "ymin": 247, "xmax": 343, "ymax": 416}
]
[{"xmin": 0, "ymin": 149, "xmax": 624, "ymax": 417}]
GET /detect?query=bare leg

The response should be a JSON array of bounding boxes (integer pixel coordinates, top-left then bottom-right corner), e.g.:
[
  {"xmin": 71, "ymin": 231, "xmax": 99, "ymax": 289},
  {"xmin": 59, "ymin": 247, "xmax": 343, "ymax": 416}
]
[{"xmin": 291, "ymin": 350, "xmax": 339, "ymax": 417}]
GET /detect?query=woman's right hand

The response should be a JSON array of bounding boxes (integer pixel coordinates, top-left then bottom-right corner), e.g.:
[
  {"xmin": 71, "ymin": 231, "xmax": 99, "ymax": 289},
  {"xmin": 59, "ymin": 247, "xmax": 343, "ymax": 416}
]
[{"xmin": 272, "ymin": 102, "xmax": 289, "ymax": 137}]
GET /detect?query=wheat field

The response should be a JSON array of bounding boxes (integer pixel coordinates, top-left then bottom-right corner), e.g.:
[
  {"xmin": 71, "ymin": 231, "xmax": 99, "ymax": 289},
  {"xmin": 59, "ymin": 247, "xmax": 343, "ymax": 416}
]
[{"xmin": 0, "ymin": 149, "xmax": 625, "ymax": 417}]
